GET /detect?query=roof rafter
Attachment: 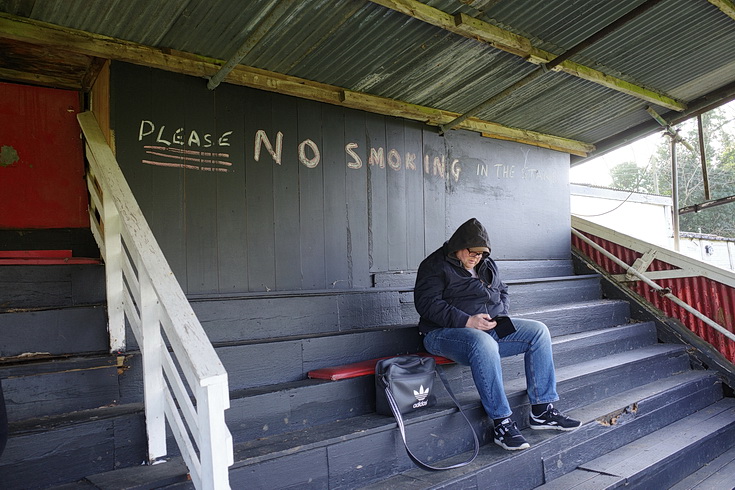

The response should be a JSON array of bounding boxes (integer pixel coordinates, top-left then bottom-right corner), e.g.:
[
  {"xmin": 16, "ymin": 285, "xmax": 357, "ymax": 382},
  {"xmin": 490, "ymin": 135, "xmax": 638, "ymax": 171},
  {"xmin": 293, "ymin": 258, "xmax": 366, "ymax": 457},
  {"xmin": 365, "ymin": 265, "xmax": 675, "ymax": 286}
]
[
  {"xmin": 0, "ymin": 12, "xmax": 594, "ymax": 156},
  {"xmin": 709, "ymin": 0, "xmax": 735, "ymax": 20},
  {"xmin": 369, "ymin": 0, "xmax": 686, "ymax": 112}
]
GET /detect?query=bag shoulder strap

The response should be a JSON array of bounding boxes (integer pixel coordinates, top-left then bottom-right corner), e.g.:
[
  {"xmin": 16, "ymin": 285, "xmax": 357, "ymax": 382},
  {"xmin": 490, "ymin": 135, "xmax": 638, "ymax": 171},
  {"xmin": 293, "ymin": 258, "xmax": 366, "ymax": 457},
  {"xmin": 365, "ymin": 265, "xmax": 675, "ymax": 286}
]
[{"xmin": 383, "ymin": 365, "xmax": 480, "ymax": 471}]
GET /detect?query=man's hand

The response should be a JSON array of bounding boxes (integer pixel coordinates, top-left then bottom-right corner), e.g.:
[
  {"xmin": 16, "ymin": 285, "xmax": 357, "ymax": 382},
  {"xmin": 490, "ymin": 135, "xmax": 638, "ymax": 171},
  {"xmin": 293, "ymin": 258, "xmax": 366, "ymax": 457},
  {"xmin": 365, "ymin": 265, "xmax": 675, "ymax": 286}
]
[{"xmin": 466, "ymin": 314, "xmax": 497, "ymax": 331}]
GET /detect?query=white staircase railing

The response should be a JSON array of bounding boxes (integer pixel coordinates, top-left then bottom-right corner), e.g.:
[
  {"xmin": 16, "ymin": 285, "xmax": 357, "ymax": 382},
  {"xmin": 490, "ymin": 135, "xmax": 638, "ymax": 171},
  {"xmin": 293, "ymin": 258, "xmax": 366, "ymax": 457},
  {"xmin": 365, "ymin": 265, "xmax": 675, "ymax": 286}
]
[{"xmin": 78, "ymin": 111, "xmax": 233, "ymax": 489}]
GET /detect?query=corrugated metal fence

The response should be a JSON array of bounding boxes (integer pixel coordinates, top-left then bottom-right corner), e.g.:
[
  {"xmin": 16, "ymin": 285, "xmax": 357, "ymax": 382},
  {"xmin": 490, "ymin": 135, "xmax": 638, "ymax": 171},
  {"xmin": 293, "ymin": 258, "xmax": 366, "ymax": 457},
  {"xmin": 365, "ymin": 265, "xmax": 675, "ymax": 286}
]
[{"xmin": 572, "ymin": 217, "xmax": 735, "ymax": 364}]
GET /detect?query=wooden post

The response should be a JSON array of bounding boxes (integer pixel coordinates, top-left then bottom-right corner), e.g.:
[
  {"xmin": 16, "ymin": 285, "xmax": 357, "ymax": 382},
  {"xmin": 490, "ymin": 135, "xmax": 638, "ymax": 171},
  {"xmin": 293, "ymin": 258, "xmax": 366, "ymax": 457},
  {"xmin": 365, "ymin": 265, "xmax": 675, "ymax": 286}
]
[
  {"xmin": 671, "ymin": 135, "xmax": 680, "ymax": 252},
  {"xmin": 101, "ymin": 187, "xmax": 126, "ymax": 352},
  {"xmin": 197, "ymin": 380, "xmax": 232, "ymax": 490},
  {"xmin": 139, "ymin": 267, "xmax": 167, "ymax": 461}
]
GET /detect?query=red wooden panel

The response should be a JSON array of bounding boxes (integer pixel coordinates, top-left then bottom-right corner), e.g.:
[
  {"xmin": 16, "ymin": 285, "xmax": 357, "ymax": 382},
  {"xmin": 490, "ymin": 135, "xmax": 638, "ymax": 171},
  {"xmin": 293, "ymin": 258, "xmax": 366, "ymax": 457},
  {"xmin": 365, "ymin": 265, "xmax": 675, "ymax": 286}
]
[
  {"xmin": 0, "ymin": 250, "xmax": 72, "ymax": 258},
  {"xmin": 0, "ymin": 82, "xmax": 89, "ymax": 229},
  {"xmin": 308, "ymin": 354, "xmax": 454, "ymax": 381},
  {"xmin": 573, "ymin": 231, "xmax": 735, "ymax": 363},
  {"xmin": 0, "ymin": 258, "xmax": 100, "ymax": 265}
]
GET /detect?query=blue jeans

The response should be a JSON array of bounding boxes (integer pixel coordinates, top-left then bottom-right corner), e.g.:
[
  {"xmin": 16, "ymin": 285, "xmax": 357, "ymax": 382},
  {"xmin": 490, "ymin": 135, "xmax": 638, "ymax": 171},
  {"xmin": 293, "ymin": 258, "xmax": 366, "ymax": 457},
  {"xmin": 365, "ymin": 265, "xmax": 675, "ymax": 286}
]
[{"xmin": 423, "ymin": 318, "xmax": 558, "ymax": 420}]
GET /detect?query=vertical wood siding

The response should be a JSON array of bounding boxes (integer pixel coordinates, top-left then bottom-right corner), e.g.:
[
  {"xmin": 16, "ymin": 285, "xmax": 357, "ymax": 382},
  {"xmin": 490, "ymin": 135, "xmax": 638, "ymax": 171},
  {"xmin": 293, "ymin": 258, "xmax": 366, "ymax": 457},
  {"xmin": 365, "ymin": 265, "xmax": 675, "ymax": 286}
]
[{"xmin": 111, "ymin": 62, "xmax": 570, "ymax": 294}]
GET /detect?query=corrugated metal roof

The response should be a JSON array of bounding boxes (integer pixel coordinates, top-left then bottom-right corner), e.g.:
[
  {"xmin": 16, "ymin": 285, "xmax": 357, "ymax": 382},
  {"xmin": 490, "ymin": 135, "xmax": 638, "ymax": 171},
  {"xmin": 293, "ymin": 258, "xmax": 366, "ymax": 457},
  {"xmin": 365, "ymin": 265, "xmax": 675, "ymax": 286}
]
[{"xmin": 1, "ymin": 0, "xmax": 733, "ymax": 161}]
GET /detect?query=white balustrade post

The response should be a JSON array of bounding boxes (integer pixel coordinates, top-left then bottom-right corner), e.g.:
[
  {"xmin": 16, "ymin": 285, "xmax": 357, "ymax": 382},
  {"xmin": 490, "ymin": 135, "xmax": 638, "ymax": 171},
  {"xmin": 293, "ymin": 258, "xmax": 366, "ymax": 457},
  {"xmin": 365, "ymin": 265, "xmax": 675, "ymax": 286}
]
[
  {"xmin": 101, "ymin": 189, "xmax": 126, "ymax": 353},
  {"xmin": 139, "ymin": 267, "xmax": 167, "ymax": 462},
  {"xmin": 197, "ymin": 381, "xmax": 232, "ymax": 490}
]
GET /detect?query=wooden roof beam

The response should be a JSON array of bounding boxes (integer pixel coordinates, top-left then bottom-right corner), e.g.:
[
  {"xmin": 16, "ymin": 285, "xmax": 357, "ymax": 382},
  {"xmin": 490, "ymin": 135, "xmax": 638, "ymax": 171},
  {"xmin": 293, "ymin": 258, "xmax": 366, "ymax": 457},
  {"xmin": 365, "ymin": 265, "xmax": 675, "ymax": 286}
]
[
  {"xmin": 709, "ymin": 0, "xmax": 735, "ymax": 20},
  {"xmin": 370, "ymin": 0, "xmax": 686, "ymax": 112},
  {"xmin": 0, "ymin": 12, "xmax": 593, "ymax": 156}
]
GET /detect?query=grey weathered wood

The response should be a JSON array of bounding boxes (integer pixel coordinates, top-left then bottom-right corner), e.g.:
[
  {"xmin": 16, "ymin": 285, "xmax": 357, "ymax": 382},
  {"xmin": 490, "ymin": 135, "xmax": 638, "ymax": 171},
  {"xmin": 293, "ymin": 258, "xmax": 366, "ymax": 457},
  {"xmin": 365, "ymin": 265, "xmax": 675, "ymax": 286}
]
[
  {"xmin": 322, "ymin": 104, "xmax": 350, "ymax": 290},
  {"xmin": 271, "ymin": 92, "xmax": 301, "ymax": 291},
  {"xmin": 111, "ymin": 63, "xmax": 577, "ymax": 294},
  {"xmin": 231, "ymin": 363, "xmax": 721, "ymax": 490},
  {"xmin": 344, "ymin": 108, "xmax": 371, "ymax": 288},
  {"xmin": 578, "ymin": 398, "xmax": 735, "ymax": 487},
  {"xmin": 298, "ymin": 98, "xmax": 327, "ymax": 290},
  {"xmin": 366, "ymin": 112, "xmax": 389, "ymax": 273},
  {"xmin": 0, "ymin": 307, "xmax": 108, "ymax": 358},
  {"xmin": 0, "ymin": 264, "xmax": 105, "ymax": 309},
  {"xmin": 3, "ymin": 363, "xmax": 118, "ymax": 422},
  {"xmin": 230, "ymin": 446, "xmax": 329, "ymax": 489},
  {"xmin": 386, "ymin": 116, "xmax": 408, "ymax": 271},
  {"xmin": 669, "ymin": 446, "xmax": 735, "ymax": 490},
  {"xmin": 404, "ymin": 119, "xmax": 425, "ymax": 271},
  {"xmin": 542, "ymin": 371, "xmax": 724, "ymax": 482},
  {"xmin": 184, "ymin": 79, "xmax": 219, "ymax": 294},
  {"xmin": 214, "ymin": 83, "xmax": 248, "ymax": 293},
  {"xmin": 150, "ymin": 68, "xmax": 188, "ymax": 294},
  {"xmin": 0, "ymin": 409, "xmax": 145, "ymax": 489},
  {"xmin": 245, "ymin": 90, "xmax": 277, "ymax": 292},
  {"xmin": 84, "ymin": 457, "xmax": 189, "ymax": 489},
  {"xmin": 507, "ymin": 275, "xmax": 602, "ymax": 311},
  {"xmin": 0, "ymin": 228, "xmax": 100, "ymax": 259},
  {"xmin": 421, "ymin": 127, "xmax": 447, "ymax": 255}
]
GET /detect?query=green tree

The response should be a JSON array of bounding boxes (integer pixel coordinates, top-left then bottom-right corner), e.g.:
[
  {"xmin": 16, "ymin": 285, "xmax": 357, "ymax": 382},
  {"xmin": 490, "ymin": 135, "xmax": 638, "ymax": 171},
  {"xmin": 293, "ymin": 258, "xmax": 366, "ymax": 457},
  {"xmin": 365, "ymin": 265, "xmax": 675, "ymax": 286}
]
[
  {"xmin": 609, "ymin": 108, "xmax": 735, "ymax": 237},
  {"xmin": 609, "ymin": 161, "xmax": 655, "ymax": 192}
]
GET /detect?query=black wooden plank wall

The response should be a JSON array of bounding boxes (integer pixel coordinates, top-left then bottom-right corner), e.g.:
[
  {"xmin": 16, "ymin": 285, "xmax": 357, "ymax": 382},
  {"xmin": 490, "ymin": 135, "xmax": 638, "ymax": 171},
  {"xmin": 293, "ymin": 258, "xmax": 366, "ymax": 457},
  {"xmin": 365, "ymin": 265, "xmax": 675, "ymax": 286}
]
[{"xmin": 111, "ymin": 62, "xmax": 571, "ymax": 295}]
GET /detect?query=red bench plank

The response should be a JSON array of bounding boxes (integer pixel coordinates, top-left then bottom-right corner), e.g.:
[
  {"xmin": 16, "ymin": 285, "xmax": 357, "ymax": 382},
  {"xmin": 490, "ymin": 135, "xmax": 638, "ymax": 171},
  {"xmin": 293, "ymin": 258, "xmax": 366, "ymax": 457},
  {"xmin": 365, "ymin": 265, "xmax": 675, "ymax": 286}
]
[
  {"xmin": 307, "ymin": 354, "xmax": 454, "ymax": 381},
  {"xmin": 0, "ymin": 258, "xmax": 101, "ymax": 265},
  {"xmin": 0, "ymin": 250, "xmax": 72, "ymax": 258},
  {"xmin": 0, "ymin": 250, "xmax": 101, "ymax": 265}
]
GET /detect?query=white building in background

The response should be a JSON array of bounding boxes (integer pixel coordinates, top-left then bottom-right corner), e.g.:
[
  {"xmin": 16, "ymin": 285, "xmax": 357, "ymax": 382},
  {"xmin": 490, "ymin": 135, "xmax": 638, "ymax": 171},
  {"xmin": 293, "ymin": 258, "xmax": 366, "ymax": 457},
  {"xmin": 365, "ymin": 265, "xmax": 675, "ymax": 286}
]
[{"xmin": 570, "ymin": 183, "xmax": 735, "ymax": 272}]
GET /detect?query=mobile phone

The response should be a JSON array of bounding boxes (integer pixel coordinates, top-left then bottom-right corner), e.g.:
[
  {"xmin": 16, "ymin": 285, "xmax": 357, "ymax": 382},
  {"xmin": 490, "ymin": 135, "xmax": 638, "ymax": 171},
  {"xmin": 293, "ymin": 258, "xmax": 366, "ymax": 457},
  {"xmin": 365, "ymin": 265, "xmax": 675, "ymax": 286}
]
[{"xmin": 493, "ymin": 316, "xmax": 516, "ymax": 338}]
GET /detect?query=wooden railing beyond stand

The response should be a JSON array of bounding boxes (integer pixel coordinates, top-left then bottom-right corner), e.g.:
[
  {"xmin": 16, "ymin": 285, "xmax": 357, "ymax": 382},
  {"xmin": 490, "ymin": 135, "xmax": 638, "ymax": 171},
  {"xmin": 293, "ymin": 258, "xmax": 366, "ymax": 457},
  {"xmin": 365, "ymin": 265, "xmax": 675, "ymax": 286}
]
[
  {"xmin": 572, "ymin": 215, "xmax": 735, "ymax": 365},
  {"xmin": 78, "ymin": 111, "xmax": 233, "ymax": 490}
]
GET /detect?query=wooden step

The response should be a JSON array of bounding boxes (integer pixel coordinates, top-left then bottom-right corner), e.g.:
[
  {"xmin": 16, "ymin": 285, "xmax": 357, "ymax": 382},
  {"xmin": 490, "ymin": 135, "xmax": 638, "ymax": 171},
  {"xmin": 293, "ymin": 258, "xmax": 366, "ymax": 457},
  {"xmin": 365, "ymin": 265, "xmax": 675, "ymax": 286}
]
[
  {"xmin": 358, "ymin": 371, "xmax": 725, "ymax": 490},
  {"xmin": 0, "ymin": 306, "xmax": 108, "ymax": 359},
  {"xmin": 114, "ymin": 324, "xmax": 672, "ymax": 446},
  {"xmin": 542, "ymin": 369, "xmax": 725, "ymax": 481},
  {"xmin": 0, "ymin": 355, "xmax": 119, "ymax": 422},
  {"xmin": 539, "ymin": 398, "xmax": 735, "ymax": 489},
  {"xmin": 0, "ymin": 403, "xmax": 146, "ymax": 489},
  {"xmin": 237, "ymin": 332, "xmax": 678, "ymax": 444},
  {"xmin": 668, "ymin": 445, "xmax": 735, "ymax": 490},
  {"xmin": 14, "ymin": 339, "xmax": 711, "ymax": 489},
  {"xmin": 0, "ymin": 263, "xmax": 105, "ymax": 310},
  {"xmin": 64, "ymin": 371, "xmax": 721, "ymax": 490},
  {"xmin": 186, "ymin": 275, "xmax": 603, "ymax": 344},
  {"xmin": 372, "ymin": 259, "xmax": 577, "ymax": 287}
]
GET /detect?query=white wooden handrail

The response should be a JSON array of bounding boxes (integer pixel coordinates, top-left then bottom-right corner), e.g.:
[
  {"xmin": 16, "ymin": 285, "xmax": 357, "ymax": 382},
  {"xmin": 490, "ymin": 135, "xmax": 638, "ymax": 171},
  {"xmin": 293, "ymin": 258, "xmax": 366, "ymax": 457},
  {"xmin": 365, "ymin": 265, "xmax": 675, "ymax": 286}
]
[
  {"xmin": 572, "ymin": 216, "xmax": 735, "ymax": 344},
  {"xmin": 78, "ymin": 111, "xmax": 233, "ymax": 490}
]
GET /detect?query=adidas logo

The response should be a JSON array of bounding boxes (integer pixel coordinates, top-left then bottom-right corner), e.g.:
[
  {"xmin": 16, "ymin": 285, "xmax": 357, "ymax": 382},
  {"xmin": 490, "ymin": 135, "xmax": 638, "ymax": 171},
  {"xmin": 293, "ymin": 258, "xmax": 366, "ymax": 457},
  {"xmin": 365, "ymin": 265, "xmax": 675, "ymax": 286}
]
[{"xmin": 412, "ymin": 385, "xmax": 429, "ymax": 409}]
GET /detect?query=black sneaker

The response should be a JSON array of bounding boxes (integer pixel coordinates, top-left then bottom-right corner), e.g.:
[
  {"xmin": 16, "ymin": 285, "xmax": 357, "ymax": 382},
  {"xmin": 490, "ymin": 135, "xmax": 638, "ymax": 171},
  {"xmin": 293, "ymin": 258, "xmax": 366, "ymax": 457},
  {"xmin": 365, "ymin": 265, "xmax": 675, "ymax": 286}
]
[
  {"xmin": 529, "ymin": 404, "xmax": 581, "ymax": 431},
  {"xmin": 493, "ymin": 418, "xmax": 530, "ymax": 451}
]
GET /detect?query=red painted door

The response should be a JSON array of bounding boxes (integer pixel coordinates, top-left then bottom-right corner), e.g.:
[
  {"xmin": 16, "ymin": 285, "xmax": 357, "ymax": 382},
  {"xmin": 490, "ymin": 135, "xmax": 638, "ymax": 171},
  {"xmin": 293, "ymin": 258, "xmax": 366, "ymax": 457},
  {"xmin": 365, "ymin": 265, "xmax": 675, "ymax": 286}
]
[{"xmin": 0, "ymin": 82, "xmax": 89, "ymax": 229}]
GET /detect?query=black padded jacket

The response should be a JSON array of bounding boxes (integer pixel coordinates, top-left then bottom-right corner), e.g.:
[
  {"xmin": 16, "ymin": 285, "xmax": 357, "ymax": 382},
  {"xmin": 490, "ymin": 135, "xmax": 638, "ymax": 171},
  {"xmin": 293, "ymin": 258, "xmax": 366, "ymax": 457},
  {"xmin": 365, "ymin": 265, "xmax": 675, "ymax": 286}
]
[{"xmin": 414, "ymin": 218, "xmax": 509, "ymax": 334}]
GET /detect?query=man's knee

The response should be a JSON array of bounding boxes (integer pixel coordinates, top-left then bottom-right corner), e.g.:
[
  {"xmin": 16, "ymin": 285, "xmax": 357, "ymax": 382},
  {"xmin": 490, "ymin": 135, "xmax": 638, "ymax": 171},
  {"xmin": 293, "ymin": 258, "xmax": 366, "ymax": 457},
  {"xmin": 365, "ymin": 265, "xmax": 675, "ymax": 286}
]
[
  {"xmin": 516, "ymin": 319, "xmax": 552, "ymax": 345},
  {"xmin": 467, "ymin": 329, "xmax": 500, "ymax": 357}
]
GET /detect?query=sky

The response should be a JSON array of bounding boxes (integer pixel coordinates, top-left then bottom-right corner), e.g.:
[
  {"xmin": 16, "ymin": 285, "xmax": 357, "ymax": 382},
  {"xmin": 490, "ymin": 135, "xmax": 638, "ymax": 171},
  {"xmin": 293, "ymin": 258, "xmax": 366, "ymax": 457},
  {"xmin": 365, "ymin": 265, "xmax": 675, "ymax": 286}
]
[{"xmin": 570, "ymin": 100, "xmax": 735, "ymax": 188}]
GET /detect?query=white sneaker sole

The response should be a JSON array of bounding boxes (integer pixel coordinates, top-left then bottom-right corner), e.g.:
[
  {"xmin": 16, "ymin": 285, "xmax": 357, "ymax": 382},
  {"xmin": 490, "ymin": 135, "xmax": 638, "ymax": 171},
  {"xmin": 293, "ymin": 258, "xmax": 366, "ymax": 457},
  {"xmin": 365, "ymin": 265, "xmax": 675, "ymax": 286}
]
[
  {"xmin": 529, "ymin": 423, "xmax": 580, "ymax": 431},
  {"xmin": 494, "ymin": 439, "xmax": 530, "ymax": 450}
]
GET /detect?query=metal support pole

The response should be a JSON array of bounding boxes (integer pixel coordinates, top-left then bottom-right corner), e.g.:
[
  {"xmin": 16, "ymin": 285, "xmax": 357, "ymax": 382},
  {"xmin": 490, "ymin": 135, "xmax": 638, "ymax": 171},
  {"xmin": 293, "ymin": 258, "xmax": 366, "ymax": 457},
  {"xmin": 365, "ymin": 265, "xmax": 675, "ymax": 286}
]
[
  {"xmin": 671, "ymin": 135, "xmax": 680, "ymax": 251},
  {"xmin": 697, "ymin": 114, "xmax": 711, "ymax": 200}
]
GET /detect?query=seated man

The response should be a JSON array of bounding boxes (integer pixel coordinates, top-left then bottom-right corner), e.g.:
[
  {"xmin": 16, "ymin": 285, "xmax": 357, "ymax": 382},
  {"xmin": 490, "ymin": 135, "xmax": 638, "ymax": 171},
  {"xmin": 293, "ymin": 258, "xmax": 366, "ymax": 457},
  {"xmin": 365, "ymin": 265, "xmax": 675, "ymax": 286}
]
[{"xmin": 414, "ymin": 218, "xmax": 580, "ymax": 450}]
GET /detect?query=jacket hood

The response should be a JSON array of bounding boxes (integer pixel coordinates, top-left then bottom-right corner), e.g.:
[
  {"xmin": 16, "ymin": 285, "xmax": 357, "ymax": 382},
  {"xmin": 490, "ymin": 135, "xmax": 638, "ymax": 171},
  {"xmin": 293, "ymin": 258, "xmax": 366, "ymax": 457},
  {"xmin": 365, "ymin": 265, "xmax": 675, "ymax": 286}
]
[{"xmin": 445, "ymin": 218, "xmax": 491, "ymax": 256}]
